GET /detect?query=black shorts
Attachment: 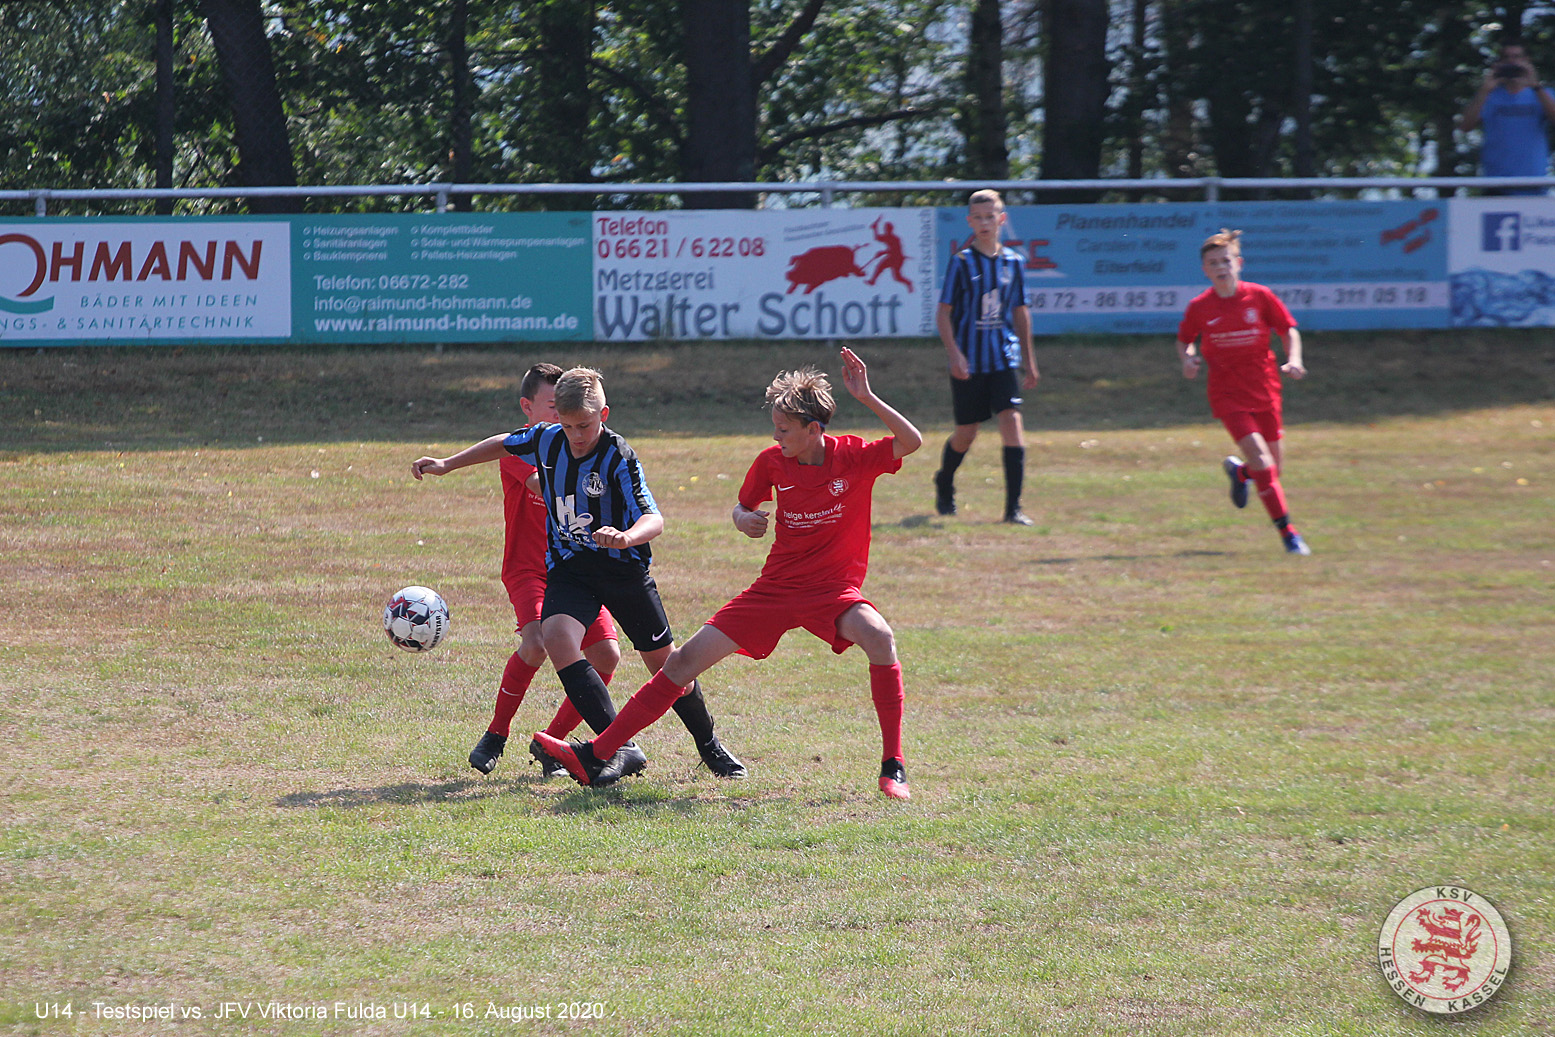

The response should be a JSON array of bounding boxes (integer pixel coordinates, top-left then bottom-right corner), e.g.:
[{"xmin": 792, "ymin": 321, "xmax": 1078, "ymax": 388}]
[
  {"xmin": 950, "ymin": 368, "xmax": 1023, "ymax": 426},
  {"xmin": 542, "ymin": 554, "xmax": 674, "ymax": 652}
]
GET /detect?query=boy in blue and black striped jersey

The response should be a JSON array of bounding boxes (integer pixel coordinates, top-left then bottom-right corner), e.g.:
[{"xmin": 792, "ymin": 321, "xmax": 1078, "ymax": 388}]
[
  {"xmin": 410, "ymin": 367, "xmax": 745, "ymax": 782},
  {"xmin": 933, "ymin": 189, "xmax": 1041, "ymax": 524}
]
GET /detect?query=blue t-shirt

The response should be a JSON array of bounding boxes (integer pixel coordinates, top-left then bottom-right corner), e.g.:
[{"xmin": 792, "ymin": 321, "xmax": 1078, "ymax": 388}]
[
  {"xmin": 938, "ymin": 246, "xmax": 1027, "ymax": 373},
  {"xmin": 1481, "ymin": 86, "xmax": 1552, "ymax": 178},
  {"xmin": 501, "ymin": 423, "xmax": 658, "ymax": 571}
]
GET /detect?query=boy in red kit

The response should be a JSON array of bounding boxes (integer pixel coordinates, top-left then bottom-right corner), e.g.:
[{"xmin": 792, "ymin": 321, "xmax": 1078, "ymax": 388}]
[
  {"xmin": 1177, "ymin": 228, "xmax": 1310, "ymax": 555},
  {"xmin": 467, "ymin": 363, "xmax": 622, "ymax": 777},
  {"xmin": 538, "ymin": 347, "xmax": 923, "ymax": 799}
]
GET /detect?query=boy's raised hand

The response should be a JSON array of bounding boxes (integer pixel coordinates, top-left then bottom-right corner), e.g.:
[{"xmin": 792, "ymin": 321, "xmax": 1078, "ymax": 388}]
[{"xmin": 840, "ymin": 346, "xmax": 871, "ymax": 400}]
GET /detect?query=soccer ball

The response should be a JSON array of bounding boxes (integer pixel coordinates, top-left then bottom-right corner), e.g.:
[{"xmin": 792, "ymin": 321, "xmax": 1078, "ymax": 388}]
[{"xmin": 383, "ymin": 585, "xmax": 449, "ymax": 652}]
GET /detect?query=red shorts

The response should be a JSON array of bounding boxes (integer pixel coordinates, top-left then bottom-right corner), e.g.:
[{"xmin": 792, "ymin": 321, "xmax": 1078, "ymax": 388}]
[
  {"xmin": 507, "ymin": 576, "xmax": 617, "ymax": 647},
  {"xmin": 706, "ymin": 579, "xmax": 872, "ymax": 660},
  {"xmin": 1219, "ymin": 407, "xmax": 1283, "ymax": 446}
]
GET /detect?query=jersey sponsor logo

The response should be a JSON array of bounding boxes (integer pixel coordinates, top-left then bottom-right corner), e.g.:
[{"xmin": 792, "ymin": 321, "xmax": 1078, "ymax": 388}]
[
  {"xmin": 976, "ymin": 287, "xmax": 1001, "ymax": 325},
  {"xmin": 1207, "ymin": 316, "xmax": 1222, "ymax": 325},
  {"xmin": 1377, "ymin": 885, "xmax": 1512, "ymax": 1014},
  {"xmin": 776, "ymin": 484, "xmax": 795, "ymax": 492},
  {"xmin": 553, "ymin": 494, "xmax": 595, "ymax": 544},
  {"xmin": 584, "ymin": 471, "xmax": 606, "ymax": 498}
]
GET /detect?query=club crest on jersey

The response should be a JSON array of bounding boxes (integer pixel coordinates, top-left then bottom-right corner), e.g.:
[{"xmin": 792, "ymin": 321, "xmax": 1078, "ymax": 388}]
[
  {"xmin": 584, "ymin": 472, "xmax": 607, "ymax": 498},
  {"xmin": 829, "ymin": 477, "xmax": 849, "ymax": 497},
  {"xmin": 1244, "ymin": 307, "xmax": 1258, "ymax": 323}
]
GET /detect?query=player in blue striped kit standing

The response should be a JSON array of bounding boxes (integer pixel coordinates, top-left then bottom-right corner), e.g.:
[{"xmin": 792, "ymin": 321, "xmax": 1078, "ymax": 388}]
[
  {"xmin": 933, "ymin": 189, "xmax": 1042, "ymax": 524},
  {"xmin": 410, "ymin": 367, "xmax": 744, "ymax": 781}
]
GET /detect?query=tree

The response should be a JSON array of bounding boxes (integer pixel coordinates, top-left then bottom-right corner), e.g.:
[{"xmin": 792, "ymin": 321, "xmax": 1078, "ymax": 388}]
[
  {"xmin": 1040, "ymin": 0, "xmax": 1109, "ymax": 193},
  {"xmin": 448, "ymin": 0, "xmax": 473, "ymax": 201},
  {"xmin": 961, "ymin": 0, "xmax": 1009, "ymax": 180},
  {"xmin": 201, "ymin": 0, "xmax": 299, "ymax": 211},
  {"xmin": 681, "ymin": 0, "xmax": 758, "ymax": 207},
  {"xmin": 155, "ymin": 0, "xmax": 175, "ymax": 211}
]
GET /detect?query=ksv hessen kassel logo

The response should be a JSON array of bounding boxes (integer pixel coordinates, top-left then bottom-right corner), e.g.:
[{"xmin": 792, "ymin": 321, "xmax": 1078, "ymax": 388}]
[{"xmin": 1377, "ymin": 885, "xmax": 1511, "ymax": 1014}]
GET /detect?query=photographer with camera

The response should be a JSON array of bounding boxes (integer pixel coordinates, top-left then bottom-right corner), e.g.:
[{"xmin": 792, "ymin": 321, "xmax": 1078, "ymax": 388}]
[{"xmin": 1460, "ymin": 39, "xmax": 1555, "ymax": 195}]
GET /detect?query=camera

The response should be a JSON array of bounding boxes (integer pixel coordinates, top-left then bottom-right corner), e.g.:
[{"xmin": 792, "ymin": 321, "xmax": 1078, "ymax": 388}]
[{"xmin": 1495, "ymin": 62, "xmax": 1526, "ymax": 79}]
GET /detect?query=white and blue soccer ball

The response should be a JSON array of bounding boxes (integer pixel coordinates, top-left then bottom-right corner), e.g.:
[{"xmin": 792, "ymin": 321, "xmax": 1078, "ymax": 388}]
[{"xmin": 383, "ymin": 585, "xmax": 449, "ymax": 652}]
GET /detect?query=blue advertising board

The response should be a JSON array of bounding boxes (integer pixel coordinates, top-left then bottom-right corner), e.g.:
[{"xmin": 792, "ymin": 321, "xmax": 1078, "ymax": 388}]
[
  {"xmin": 296, "ymin": 212, "xmax": 593, "ymax": 343},
  {"xmin": 934, "ymin": 200, "xmax": 1450, "ymax": 335}
]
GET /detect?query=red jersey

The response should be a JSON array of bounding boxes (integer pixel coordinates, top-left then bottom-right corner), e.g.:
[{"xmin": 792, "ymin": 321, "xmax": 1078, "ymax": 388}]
[
  {"xmin": 499, "ymin": 454, "xmax": 547, "ymax": 597},
  {"xmin": 738, "ymin": 434, "xmax": 903, "ymax": 591},
  {"xmin": 1177, "ymin": 281, "xmax": 1296, "ymax": 415}
]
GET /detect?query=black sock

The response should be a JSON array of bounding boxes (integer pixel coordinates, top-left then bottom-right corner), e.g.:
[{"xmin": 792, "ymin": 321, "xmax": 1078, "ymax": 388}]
[
  {"xmin": 557, "ymin": 659, "xmax": 617, "ymax": 735},
  {"xmin": 670, "ymin": 679, "xmax": 716, "ymax": 744},
  {"xmin": 939, "ymin": 439, "xmax": 966, "ymax": 479},
  {"xmin": 1002, "ymin": 445, "xmax": 1025, "ymax": 514}
]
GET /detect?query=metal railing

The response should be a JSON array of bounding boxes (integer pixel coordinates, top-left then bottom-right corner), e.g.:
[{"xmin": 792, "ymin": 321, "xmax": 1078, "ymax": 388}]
[{"xmin": 2, "ymin": 175, "xmax": 1552, "ymax": 215}]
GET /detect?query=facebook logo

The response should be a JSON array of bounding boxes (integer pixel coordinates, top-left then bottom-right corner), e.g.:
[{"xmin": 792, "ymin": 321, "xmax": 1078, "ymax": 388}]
[{"xmin": 1482, "ymin": 212, "xmax": 1521, "ymax": 251}]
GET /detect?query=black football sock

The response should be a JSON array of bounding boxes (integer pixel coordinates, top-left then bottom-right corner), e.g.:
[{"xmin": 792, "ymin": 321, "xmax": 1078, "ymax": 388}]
[
  {"xmin": 670, "ymin": 679, "xmax": 717, "ymax": 744},
  {"xmin": 556, "ymin": 659, "xmax": 617, "ymax": 736},
  {"xmin": 1002, "ymin": 445, "xmax": 1026, "ymax": 514},
  {"xmin": 939, "ymin": 439, "xmax": 967, "ymax": 480}
]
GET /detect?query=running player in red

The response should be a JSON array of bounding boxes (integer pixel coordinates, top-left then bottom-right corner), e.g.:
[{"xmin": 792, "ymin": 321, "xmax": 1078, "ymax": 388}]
[
  {"xmin": 537, "ymin": 347, "xmax": 923, "ymax": 799},
  {"xmin": 1177, "ymin": 228, "xmax": 1310, "ymax": 555},
  {"xmin": 466, "ymin": 363, "xmax": 622, "ymax": 777}
]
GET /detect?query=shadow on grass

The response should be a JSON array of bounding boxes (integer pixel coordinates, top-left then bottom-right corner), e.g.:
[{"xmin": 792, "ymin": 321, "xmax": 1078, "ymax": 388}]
[
  {"xmin": 543, "ymin": 780, "xmax": 794, "ymax": 817},
  {"xmin": 275, "ymin": 777, "xmax": 525, "ymax": 809},
  {"xmin": 3, "ymin": 331, "xmax": 1552, "ymax": 452},
  {"xmin": 273, "ymin": 776, "xmax": 772, "ymax": 815},
  {"xmin": 1033, "ymin": 549, "xmax": 1230, "ymax": 564}
]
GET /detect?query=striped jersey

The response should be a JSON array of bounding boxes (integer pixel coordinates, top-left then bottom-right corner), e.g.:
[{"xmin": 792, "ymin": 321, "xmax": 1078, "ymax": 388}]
[
  {"xmin": 938, "ymin": 245, "xmax": 1028, "ymax": 372},
  {"xmin": 501, "ymin": 423, "xmax": 659, "ymax": 571}
]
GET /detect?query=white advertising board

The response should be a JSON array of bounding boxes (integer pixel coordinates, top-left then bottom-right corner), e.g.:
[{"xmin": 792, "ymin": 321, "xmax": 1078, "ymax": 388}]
[
  {"xmin": 0, "ymin": 220, "xmax": 291, "ymax": 343},
  {"xmin": 1448, "ymin": 197, "xmax": 1555, "ymax": 326},
  {"xmin": 591, "ymin": 208, "xmax": 936, "ymax": 341}
]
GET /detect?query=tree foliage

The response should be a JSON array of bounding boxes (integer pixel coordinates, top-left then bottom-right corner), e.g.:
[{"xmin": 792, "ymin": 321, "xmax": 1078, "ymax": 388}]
[{"xmin": 3, "ymin": 0, "xmax": 1553, "ymax": 214}]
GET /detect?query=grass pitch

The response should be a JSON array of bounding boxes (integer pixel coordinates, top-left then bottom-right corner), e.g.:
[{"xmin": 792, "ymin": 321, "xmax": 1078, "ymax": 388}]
[{"xmin": 1, "ymin": 331, "xmax": 1552, "ymax": 1035}]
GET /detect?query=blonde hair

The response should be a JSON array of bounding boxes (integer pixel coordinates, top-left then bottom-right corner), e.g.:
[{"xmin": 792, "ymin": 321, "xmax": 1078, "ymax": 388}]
[
  {"xmin": 765, "ymin": 366, "xmax": 836, "ymax": 427},
  {"xmin": 554, "ymin": 367, "xmax": 606, "ymax": 415},
  {"xmin": 1200, "ymin": 227, "xmax": 1243, "ymax": 257},
  {"xmin": 969, "ymin": 188, "xmax": 1004, "ymax": 209}
]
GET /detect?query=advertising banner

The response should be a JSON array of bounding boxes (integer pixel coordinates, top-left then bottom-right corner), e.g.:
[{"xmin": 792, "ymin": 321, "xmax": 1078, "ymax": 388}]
[
  {"xmin": 936, "ymin": 200, "xmax": 1450, "ymax": 335},
  {"xmin": 592, "ymin": 208, "xmax": 937, "ymax": 341},
  {"xmin": 0, "ymin": 218, "xmax": 290, "ymax": 344},
  {"xmin": 1447, "ymin": 197, "xmax": 1555, "ymax": 326},
  {"xmin": 296, "ymin": 212, "xmax": 591, "ymax": 342},
  {"xmin": 0, "ymin": 200, "xmax": 1472, "ymax": 347}
]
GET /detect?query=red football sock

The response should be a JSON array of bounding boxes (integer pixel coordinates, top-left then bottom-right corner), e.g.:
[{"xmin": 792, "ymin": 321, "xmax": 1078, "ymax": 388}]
[
  {"xmin": 1248, "ymin": 465, "xmax": 1289, "ymax": 523},
  {"xmin": 593, "ymin": 671, "xmax": 686, "ymax": 758},
  {"xmin": 542, "ymin": 697, "xmax": 584, "ymax": 739},
  {"xmin": 870, "ymin": 662, "xmax": 905, "ymax": 762},
  {"xmin": 489, "ymin": 653, "xmax": 540, "ymax": 737}
]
